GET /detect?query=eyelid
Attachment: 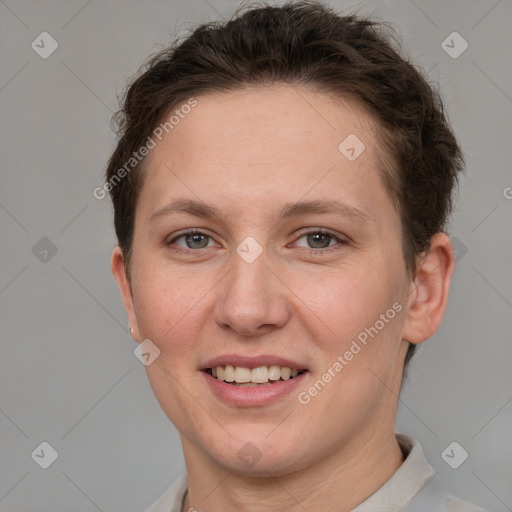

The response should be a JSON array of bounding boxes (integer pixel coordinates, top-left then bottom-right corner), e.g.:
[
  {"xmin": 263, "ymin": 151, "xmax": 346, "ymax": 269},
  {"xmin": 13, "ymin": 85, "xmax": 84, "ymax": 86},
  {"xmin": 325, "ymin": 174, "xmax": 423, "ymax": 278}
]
[
  {"xmin": 293, "ymin": 227, "xmax": 346, "ymax": 240},
  {"xmin": 166, "ymin": 227, "xmax": 348, "ymax": 256},
  {"xmin": 290, "ymin": 228, "xmax": 348, "ymax": 251},
  {"xmin": 166, "ymin": 228, "xmax": 219, "ymax": 247}
]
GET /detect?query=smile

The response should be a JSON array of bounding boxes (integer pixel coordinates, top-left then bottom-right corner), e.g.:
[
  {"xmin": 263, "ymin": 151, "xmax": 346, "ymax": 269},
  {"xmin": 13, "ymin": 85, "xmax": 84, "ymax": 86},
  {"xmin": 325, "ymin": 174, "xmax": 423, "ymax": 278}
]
[{"xmin": 205, "ymin": 365, "xmax": 306, "ymax": 386}]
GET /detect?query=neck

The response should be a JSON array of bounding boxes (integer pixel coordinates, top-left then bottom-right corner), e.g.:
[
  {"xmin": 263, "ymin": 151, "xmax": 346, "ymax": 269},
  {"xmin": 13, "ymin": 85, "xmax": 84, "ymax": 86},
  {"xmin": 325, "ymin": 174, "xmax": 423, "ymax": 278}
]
[{"xmin": 181, "ymin": 428, "xmax": 404, "ymax": 512}]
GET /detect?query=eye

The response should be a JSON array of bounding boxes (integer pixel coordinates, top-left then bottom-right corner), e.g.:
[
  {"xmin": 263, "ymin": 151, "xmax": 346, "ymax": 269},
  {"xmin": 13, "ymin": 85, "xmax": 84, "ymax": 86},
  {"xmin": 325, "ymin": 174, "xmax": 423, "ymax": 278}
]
[
  {"xmin": 167, "ymin": 230, "xmax": 216, "ymax": 251},
  {"xmin": 293, "ymin": 229, "xmax": 346, "ymax": 253}
]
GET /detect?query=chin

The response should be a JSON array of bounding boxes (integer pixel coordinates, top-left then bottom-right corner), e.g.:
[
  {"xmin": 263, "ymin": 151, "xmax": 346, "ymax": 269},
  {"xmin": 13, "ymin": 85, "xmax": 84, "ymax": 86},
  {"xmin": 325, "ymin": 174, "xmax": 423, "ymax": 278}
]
[
  {"xmin": 215, "ymin": 451, "xmax": 307, "ymax": 478},
  {"xmin": 204, "ymin": 430, "xmax": 312, "ymax": 477}
]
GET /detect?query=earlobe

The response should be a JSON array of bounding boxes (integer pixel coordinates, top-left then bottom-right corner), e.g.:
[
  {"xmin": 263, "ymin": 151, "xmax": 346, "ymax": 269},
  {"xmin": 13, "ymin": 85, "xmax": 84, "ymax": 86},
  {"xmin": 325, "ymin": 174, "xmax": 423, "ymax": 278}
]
[
  {"xmin": 402, "ymin": 233, "xmax": 455, "ymax": 345},
  {"xmin": 111, "ymin": 246, "xmax": 141, "ymax": 342}
]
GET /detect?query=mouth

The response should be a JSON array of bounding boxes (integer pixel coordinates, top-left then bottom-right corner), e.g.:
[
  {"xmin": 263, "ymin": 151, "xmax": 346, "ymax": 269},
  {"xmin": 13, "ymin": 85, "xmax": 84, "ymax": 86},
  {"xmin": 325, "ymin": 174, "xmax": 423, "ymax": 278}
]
[{"xmin": 204, "ymin": 365, "xmax": 307, "ymax": 386}]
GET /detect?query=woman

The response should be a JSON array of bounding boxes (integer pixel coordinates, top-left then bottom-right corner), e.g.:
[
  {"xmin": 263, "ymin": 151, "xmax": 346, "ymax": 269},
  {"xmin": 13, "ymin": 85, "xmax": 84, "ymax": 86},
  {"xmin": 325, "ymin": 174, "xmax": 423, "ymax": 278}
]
[{"xmin": 106, "ymin": 2, "xmax": 487, "ymax": 511}]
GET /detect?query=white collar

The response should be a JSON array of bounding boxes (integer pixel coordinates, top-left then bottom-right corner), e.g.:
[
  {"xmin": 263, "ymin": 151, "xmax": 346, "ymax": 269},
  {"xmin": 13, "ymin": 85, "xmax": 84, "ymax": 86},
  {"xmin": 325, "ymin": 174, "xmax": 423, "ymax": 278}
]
[{"xmin": 351, "ymin": 434, "xmax": 436, "ymax": 512}]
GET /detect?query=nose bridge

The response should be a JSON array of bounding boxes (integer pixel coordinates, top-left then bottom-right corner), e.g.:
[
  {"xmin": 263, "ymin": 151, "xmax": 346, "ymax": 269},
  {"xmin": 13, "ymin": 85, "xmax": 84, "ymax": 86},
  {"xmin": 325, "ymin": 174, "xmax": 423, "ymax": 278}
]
[
  {"xmin": 231, "ymin": 247, "xmax": 269, "ymax": 295},
  {"xmin": 215, "ymin": 242, "xmax": 289, "ymax": 334}
]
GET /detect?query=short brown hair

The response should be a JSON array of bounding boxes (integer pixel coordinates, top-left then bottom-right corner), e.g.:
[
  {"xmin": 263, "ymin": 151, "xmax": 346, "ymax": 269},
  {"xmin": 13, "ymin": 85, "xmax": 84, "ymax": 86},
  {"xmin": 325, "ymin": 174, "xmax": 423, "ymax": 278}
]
[{"xmin": 105, "ymin": 1, "xmax": 464, "ymax": 367}]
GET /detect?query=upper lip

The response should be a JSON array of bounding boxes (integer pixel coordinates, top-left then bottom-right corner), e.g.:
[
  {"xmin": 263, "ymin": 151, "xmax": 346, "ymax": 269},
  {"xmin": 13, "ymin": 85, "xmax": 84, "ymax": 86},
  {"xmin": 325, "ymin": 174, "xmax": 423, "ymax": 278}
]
[{"xmin": 201, "ymin": 354, "xmax": 307, "ymax": 370}]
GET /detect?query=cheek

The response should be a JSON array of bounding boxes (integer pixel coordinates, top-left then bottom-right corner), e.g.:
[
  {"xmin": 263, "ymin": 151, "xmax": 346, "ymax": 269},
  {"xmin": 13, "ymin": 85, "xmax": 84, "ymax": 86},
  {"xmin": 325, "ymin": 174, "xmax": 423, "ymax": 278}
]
[
  {"xmin": 294, "ymin": 264, "xmax": 407, "ymax": 418},
  {"xmin": 292, "ymin": 267, "xmax": 406, "ymax": 425},
  {"xmin": 131, "ymin": 268, "xmax": 212, "ymax": 433},
  {"xmin": 131, "ymin": 264, "xmax": 208, "ymax": 354},
  {"xmin": 292, "ymin": 259, "xmax": 404, "ymax": 341}
]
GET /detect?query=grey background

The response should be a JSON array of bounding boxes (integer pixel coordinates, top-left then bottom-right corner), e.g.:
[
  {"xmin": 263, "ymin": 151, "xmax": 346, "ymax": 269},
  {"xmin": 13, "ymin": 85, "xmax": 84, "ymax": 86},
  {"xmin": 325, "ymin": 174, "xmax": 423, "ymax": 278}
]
[{"xmin": 0, "ymin": 0, "xmax": 511, "ymax": 511}]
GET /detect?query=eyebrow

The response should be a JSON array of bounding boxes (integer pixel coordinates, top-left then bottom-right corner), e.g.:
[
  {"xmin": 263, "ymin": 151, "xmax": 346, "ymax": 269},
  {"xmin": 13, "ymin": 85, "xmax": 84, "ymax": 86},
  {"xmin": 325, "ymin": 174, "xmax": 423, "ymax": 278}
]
[{"xmin": 148, "ymin": 197, "xmax": 373, "ymax": 225}]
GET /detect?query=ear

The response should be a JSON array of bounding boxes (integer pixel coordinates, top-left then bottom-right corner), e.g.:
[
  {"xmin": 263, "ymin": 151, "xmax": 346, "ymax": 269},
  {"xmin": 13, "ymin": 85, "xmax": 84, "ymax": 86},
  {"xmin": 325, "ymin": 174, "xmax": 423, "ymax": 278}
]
[
  {"xmin": 402, "ymin": 233, "xmax": 455, "ymax": 345},
  {"xmin": 111, "ymin": 246, "xmax": 141, "ymax": 342}
]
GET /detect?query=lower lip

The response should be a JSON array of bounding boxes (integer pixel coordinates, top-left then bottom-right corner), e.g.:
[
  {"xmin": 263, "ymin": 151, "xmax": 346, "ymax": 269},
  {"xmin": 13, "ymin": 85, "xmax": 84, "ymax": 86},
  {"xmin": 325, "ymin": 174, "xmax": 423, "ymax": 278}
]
[{"xmin": 202, "ymin": 371, "xmax": 308, "ymax": 407}]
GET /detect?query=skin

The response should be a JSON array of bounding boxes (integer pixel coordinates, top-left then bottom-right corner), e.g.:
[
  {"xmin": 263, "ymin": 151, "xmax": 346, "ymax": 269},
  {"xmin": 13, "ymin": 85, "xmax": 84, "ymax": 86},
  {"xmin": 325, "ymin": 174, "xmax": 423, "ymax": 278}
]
[{"xmin": 111, "ymin": 85, "xmax": 455, "ymax": 512}]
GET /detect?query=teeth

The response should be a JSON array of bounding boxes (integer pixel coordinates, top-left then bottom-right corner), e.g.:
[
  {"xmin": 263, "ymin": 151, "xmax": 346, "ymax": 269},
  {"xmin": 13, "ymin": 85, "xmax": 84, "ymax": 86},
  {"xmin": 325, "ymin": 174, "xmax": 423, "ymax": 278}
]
[
  {"xmin": 251, "ymin": 366, "xmax": 269, "ymax": 383},
  {"xmin": 224, "ymin": 364, "xmax": 235, "ymax": 382},
  {"xmin": 281, "ymin": 367, "xmax": 291, "ymax": 380},
  {"xmin": 234, "ymin": 366, "xmax": 251, "ymax": 383},
  {"xmin": 210, "ymin": 365, "xmax": 303, "ymax": 384},
  {"xmin": 236, "ymin": 382, "xmax": 272, "ymax": 387},
  {"xmin": 268, "ymin": 365, "xmax": 281, "ymax": 380}
]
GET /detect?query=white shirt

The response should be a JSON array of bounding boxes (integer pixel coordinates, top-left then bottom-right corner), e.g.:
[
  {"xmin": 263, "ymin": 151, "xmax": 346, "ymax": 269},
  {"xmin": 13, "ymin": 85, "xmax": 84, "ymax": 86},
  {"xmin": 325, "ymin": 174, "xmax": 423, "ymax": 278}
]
[{"xmin": 144, "ymin": 434, "xmax": 488, "ymax": 512}]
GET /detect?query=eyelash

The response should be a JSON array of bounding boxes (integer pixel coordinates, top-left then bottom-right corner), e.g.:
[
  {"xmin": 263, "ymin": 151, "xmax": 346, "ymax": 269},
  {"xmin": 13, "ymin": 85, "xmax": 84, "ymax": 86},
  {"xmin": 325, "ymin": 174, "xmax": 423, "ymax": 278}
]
[{"xmin": 166, "ymin": 228, "xmax": 347, "ymax": 256}]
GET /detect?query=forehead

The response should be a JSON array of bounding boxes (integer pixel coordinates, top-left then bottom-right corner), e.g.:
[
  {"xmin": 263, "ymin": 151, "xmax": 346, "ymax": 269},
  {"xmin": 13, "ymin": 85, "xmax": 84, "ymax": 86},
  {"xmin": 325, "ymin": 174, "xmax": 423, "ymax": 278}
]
[
  {"xmin": 137, "ymin": 85, "xmax": 392, "ymax": 223},
  {"xmin": 150, "ymin": 85, "xmax": 376, "ymax": 167}
]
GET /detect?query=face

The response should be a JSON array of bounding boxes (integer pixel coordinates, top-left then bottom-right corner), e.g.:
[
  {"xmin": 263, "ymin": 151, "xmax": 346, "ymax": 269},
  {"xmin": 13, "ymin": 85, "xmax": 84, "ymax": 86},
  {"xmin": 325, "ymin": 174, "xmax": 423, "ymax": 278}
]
[{"xmin": 113, "ymin": 85, "xmax": 421, "ymax": 475}]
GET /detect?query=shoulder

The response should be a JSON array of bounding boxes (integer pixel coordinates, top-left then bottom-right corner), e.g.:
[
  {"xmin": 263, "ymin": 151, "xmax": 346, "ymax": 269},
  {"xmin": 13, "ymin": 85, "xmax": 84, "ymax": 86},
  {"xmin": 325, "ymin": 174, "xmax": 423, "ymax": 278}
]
[
  {"xmin": 143, "ymin": 473, "xmax": 188, "ymax": 512},
  {"xmin": 404, "ymin": 475, "xmax": 490, "ymax": 512},
  {"xmin": 397, "ymin": 435, "xmax": 489, "ymax": 512},
  {"xmin": 445, "ymin": 496, "xmax": 489, "ymax": 512}
]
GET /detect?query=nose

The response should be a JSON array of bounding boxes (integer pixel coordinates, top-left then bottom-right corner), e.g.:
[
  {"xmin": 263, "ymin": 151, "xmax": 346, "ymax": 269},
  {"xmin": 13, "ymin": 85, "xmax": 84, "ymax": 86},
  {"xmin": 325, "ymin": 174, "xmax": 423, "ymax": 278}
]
[{"xmin": 214, "ymin": 250, "xmax": 291, "ymax": 337}]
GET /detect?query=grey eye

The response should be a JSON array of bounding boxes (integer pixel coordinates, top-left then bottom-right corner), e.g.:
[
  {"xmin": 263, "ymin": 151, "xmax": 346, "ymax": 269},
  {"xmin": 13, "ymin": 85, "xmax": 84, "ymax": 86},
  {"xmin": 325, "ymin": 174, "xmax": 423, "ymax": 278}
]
[
  {"xmin": 170, "ymin": 232, "xmax": 214, "ymax": 249},
  {"xmin": 183, "ymin": 233, "xmax": 211, "ymax": 249},
  {"xmin": 295, "ymin": 232, "xmax": 338, "ymax": 249},
  {"xmin": 306, "ymin": 233, "xmax": 333, "ymax": 248}
]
